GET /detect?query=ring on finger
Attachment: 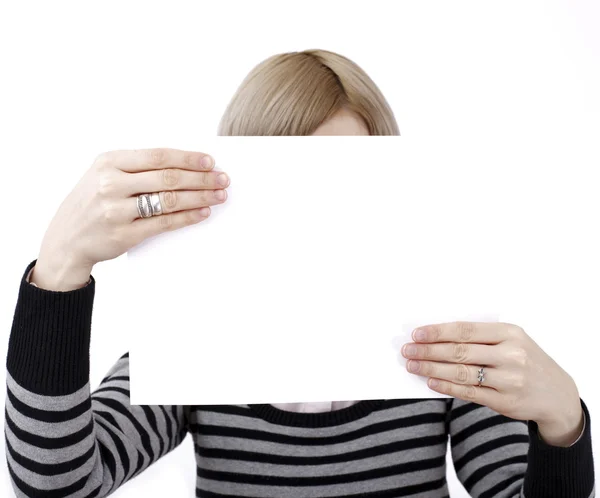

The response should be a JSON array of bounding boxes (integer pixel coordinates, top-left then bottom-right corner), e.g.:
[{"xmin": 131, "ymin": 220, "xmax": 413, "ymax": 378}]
[
  {"xmin": 477, "ymin": 366, "xmax": 486, "ymax": 386},
  {"xmin": 407, "ymin": 360, "xmax": 493, "ymax": 388},
  {"xmin": 149, "ymin": 192, "xmax": 162, "ymax": 215},
  {"xmin": 136, "ymin": 192, "xmax": 164, "ymax": 219}
]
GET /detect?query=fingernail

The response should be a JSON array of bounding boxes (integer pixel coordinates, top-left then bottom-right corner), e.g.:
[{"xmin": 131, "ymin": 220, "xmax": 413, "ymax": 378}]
[
  {"xmin": 198, "ymin": 207, "xmax": 210, "ymax": 217},
  {"xmin": 218, "ymin": 173, "xmax": 229, "ymax": 186},
  {"xmin": 413, "ymin": 328, "xmax": 427, "ymax": 341},
  {"xmin": 407, "ymin": 360, "xmax": 420, "ymax": 373},
  {"xmin": 403, "ymin": 345, "xmax": 417, "ymax": 357},
  {"xmin": 201, "ymin": 155, "xmax": 214, "ymax": 169},
  {"xmin": 429, "ymin": 379, "xmax": 440, "ymax": 388},
  {"xmin": 214, "ymin": 190, "xmax": 226, "ymax": 201}
]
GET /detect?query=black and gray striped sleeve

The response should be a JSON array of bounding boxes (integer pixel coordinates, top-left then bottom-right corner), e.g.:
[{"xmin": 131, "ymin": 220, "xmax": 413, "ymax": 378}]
[
  {"xmin": 5, "ymin": 260, "xmax": 188, "ymax": 497},
  {"xmin": 448, "ymin": 397, "xmax": 595, "ymax": 498}
]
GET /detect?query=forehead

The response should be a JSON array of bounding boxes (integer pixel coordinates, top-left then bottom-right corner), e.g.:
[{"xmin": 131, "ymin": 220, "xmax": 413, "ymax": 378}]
[{"xmin": 312, "ymin": 109, "xmax": 369, "ymax": 136}]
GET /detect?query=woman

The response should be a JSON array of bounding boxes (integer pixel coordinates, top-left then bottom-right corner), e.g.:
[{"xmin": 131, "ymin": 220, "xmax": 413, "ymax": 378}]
[{"xmin": 5, "ymin": 49, "xmax": 594, "ymax": 497}]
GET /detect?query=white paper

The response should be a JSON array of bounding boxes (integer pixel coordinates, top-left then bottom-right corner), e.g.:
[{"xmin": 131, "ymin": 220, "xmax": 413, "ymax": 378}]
[{"xmin": 125, "ymin": 135, "xmax": 599, "ymax": 405}]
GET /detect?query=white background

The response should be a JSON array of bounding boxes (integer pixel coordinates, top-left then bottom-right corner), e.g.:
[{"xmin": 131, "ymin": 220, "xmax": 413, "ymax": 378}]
[{"xmin": 1, "ymin": 1, "xmax": 599, "ymax": 496}]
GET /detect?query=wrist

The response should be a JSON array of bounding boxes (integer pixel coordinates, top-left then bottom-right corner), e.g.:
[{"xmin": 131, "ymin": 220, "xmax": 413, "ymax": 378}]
[
  {"xmin": 536, "ymin": 401, "xmax": 584, "ymax": 447},
  {"xmin": 33, "ymin": 251, "xmax": 92, "ymax": 291}
]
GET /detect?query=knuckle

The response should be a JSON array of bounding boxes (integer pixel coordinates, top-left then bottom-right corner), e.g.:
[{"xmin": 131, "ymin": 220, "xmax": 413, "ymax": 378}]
[
  {"xmin": 455, "ymin": 364, "xmax": 469, "ymax": 384},
  {"xmin": 101, "ymin": 202, "xmax": 119, "ymax": 223},
  {"xmin": 163, "ymin": 190, "xmax": 178, "ymax": 210},
  {"xmin": 430, "ymin": 325, "xmax": 441, "ymax": 342},
  {"xmin": 185, "ymin": 210, "xmax": 198, "ymax": 224},
  {"xmin": 148, "ymin": 148, "xmax": 168, "ymax": 166},
  {"xmin": 423, "ymin": 345, "xmax": 433, "ymax": 359},
  {"xmin": 94, "ymin": 151, "xmax": 114, "ymax": 169},
  {"xmin": 457, "ymin": 321, "xmax": 474, "ymax": 342},
  {"xmin": 463, "ymin": 385, "xmax": 477, "ymax": 400},
  {"xmin": 422, "ymin": 362, "xmax": 435, "ymax": 377},
  {"xmin": 97, "ymin": 173, "xmax": 117, "ymax": 197},
  {"xmin": 161, "ymin": 168, "xmax": 180, "ymax": 187},
  {"xmin": 194, "ymin": 190, "xmax": 208, "ymax": 205},
  {"xmin": 507, "ymin": 324, "xmax": 525, "ymax": 339},
  {"xmin": 157, "ymin": 213, "xmax": 174, "ymax": 230},
  {"xmin": 182, "ymin": 153, "xmax": 194, "ymax": 168},
  {"xmin": 508, "ymin": 346, "xmax": 529, "ymax": 367},
  {"xmin": 453, "ymin": 342, "xmax": 469, "ymax": 362},
  {"xmin": 197, "ymin": 172, "xmax": 209, "ymax": 187},
  {"xmin": 200, "ymin": 191, "xmax": 211, "ymax": 204}
]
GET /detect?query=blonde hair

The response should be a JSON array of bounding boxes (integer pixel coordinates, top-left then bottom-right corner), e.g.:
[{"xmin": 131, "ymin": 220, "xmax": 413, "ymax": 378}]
[{"xmin": 218, "ymin": 49, "xmax": 400, "ymax": 136}]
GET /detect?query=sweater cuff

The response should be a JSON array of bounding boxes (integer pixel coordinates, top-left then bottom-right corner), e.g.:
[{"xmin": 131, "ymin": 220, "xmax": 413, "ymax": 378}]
[
  {"xmin": 6, "ymin": 259, "xmax": 96, "ymax": 396},
  {"xmin": 524, "ymin": 398, "xmax": 594, "ymax": 498}
]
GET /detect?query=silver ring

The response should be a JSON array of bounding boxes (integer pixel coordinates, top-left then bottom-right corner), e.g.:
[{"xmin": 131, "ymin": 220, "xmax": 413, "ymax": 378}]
[
  {"xmin": 477, "ymin": 367, "xmax": 485, "ymax": 386},
  {"xmin": 136, "ymin": 194, "xmax": 152, "ymax": 218},
  {"xmin": 149, "ymin": 192, "xmax": 163, "ymax": 215}
]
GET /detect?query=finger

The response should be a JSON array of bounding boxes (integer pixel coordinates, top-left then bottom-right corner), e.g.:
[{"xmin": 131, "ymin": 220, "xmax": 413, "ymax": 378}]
[
  {"xmin": 406, "ymin": 360, "xmax": 506, "ymax": 390},
  {"xmin": 401, "ymin": 342, "xmax": 500, "ymax": 366},
  {"xmin": 125, "ymin": 189, "xmax": 227, "ymax": 220},
  {"xmin": 123, "ymin": 168, "xmax": 230, "ymax": 196},
  {"xmin": 96, "ymin": 148, "xmax": 215, "ymax": 173},
  {"xmin": 130, "ymin": 206, "xmax": 212, "ymax": 243},
  {"xmin": 412, "ymin": 322, "xmax": 512, "ymax": 345},
  {"xmin": 426, "ymin": 378, "xmax": 502, "ymax": 408}
]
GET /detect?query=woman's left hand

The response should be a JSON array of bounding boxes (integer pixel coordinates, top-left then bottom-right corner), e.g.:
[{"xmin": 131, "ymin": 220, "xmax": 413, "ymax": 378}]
[{"xmin": 402, "ymin": 321, "xmax": 584, "ymax": 446}]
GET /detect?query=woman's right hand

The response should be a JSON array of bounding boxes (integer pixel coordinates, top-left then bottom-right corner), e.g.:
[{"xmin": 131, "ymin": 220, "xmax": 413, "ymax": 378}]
[{"xmin": 33, "ymin": 148, "xmax": 229, "ymax": 291}]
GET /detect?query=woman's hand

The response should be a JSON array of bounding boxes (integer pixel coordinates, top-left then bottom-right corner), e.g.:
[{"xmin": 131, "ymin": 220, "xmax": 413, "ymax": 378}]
[
  {"xmin": 402, "ymin": 322, "xmax": 584, "ymax": 446},
  {"xmin": 34, "ymin": 148, "xmax": 230, "ymax": 291}
]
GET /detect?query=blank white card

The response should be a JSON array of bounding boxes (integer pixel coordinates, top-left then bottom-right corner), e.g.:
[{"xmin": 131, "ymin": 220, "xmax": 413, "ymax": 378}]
[{"xmin": 126, "ymin": 136, "xmax": 599, "ymax": 405}]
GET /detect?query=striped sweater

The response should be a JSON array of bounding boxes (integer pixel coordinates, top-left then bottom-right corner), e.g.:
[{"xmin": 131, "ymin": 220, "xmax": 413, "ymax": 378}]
[{"xmin": 4, "ymin": 260, "xmax": 596, "ymax": 497}]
